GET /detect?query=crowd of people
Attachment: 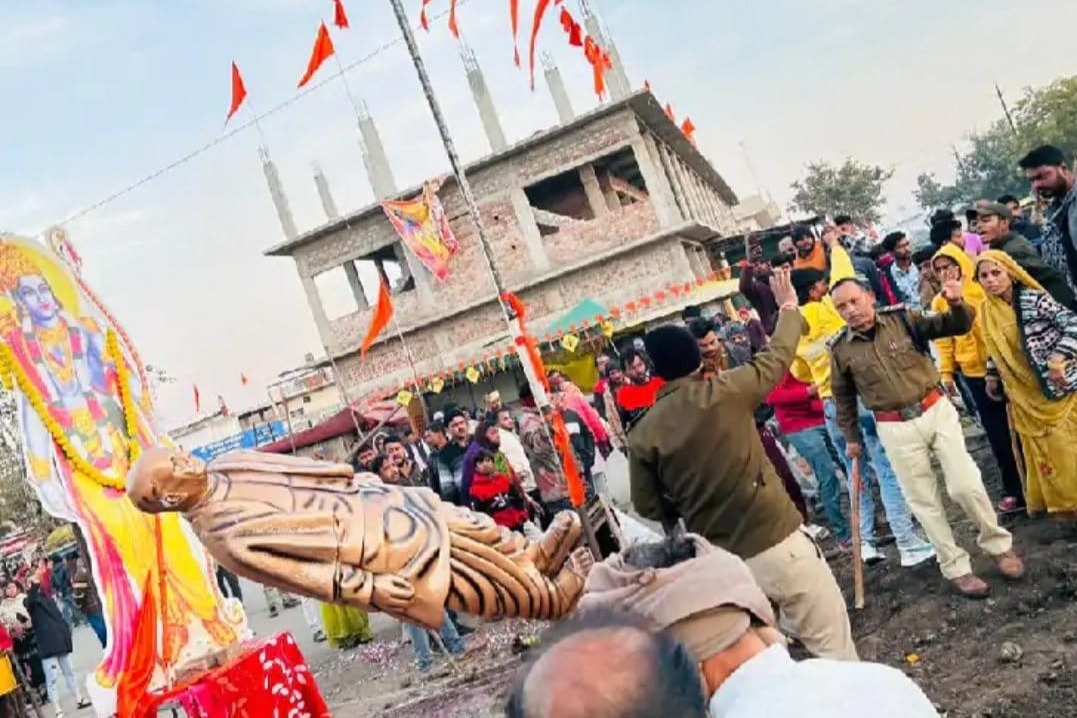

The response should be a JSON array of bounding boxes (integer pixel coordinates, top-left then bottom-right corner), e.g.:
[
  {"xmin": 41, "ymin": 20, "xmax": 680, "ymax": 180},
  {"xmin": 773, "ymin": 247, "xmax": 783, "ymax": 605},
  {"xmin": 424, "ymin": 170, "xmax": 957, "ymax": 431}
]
[
  {"xmin": 507, "ymin": 143, "xmax": 1077, "ymax": 716},
  {"xmin": 0, "ymin": 544, "xmax": 97, "ymax": 717}
]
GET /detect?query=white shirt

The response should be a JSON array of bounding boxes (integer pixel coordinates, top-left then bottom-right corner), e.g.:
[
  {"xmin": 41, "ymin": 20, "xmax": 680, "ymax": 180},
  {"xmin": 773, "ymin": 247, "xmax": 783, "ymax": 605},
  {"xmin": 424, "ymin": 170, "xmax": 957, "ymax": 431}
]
[
  {"xmin": 498, "ymin": 428, "xmax": 536, "ymax": 492},
  {"xmin": 709, "ymin": 645, "xmax": 937, "ymax": 718}
]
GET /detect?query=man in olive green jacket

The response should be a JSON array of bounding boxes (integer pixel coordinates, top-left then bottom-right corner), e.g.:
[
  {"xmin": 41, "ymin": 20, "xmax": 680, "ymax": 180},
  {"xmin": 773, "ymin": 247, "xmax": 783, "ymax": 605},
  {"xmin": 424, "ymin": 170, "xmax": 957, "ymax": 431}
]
[{"xmin": 628, "ymin": 269, "xmax": 857, "ymax": 661}]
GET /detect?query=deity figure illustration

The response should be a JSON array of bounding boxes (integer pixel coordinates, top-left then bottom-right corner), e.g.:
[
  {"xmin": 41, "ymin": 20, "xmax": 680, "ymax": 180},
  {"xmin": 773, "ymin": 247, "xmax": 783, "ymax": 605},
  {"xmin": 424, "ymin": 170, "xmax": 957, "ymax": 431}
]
[{"xmin": 0, "ymin": 235, "xmax": 244, "ymax": 713}]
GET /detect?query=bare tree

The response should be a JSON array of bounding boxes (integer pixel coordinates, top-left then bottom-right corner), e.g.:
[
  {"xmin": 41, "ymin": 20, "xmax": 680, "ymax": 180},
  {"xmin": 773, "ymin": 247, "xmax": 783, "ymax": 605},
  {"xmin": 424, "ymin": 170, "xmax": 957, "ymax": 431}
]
[{"xmin": 0, "ymin": 391, "xmax": 54, "ymax": 540}]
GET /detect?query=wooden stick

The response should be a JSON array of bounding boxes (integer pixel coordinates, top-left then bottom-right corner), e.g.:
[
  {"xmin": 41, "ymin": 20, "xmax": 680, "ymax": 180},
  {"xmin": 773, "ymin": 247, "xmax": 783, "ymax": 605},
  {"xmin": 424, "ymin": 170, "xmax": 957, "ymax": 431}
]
[{"xmin": 850, "ymin": 460, "xmax": 865, "ymax": 610}]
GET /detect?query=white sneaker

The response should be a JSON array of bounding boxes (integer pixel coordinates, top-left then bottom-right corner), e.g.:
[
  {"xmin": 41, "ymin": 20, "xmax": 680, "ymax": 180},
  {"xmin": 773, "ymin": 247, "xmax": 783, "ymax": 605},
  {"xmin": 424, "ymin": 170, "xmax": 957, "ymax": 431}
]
[
  {"xmin": 899, "ymin": 542, "xmax": 937, "ymax": 568},
  {"xmin": 861, "ymin": 543, "xmax": 885, "ymax": 565},
  {"xmin": 804, "ymin": 524, "xmax": 831, "ymax": 541}
]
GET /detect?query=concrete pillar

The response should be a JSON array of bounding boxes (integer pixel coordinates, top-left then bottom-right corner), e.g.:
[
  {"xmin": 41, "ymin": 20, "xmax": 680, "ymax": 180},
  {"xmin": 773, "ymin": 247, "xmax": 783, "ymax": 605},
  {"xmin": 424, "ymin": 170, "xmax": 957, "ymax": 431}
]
[
  {"xmin": 680, "ymin": 160, "xmax": 708, "ymax": 224},
  {"xmin": 358, "ymin": 107, "xmax": 398, "ymax": 199},
  {"xmin": 462, "ymin": 45, "xmax": 507, "ymax": 152},
  {"xmin": 631, "ymin": 134, "xmax": 677, "ymax": 227},
  {"xmin": 509, "ymin": 188, "xmax": 552, "ymax": 272},
  {"xmin": 313, "ymin": 163, "xmax": 339, "ymax": 220},
  {"xmin": 394, "ymin": 242, "xmax": 433, "ymax": 303},
  {"xmin": 342, "ymin": 261, "xmax": 370, "ymax": 310},
  {"xmin": 296, "ymin": 263, "xmax": 333, "ymax": 344},
  {"xmin": 542, "ymin": 53, "xmax": 574, "ymax": 124},
  {"xmin": 578, "ymin": 164, "xmax": 610, "ymax": 218},
  {"xmin": 656, "ymin": 143, "xmax": 690, "ymax": 222},
  {"xmin": 262, "ymin": 154, "xmax": 298, "ymax": 240},
  {"xmin": 597, "ymin": 171, "xmax": 621, "ymax": 212}
]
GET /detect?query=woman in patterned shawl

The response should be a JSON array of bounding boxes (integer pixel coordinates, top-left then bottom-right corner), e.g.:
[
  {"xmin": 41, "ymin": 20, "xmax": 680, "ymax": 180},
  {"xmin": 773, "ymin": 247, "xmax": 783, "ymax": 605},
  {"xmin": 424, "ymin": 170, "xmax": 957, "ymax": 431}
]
[{"xmin": 975, "ymin": 250, "xmax": 1077, "ymax": 516}]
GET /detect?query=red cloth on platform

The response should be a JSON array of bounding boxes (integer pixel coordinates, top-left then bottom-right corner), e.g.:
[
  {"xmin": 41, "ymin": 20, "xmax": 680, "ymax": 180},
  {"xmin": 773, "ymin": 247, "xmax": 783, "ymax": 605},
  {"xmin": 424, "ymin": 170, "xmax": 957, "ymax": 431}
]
[{"xmin": 139, "ymin": 632, "xmax": 329, "ymax": 718}]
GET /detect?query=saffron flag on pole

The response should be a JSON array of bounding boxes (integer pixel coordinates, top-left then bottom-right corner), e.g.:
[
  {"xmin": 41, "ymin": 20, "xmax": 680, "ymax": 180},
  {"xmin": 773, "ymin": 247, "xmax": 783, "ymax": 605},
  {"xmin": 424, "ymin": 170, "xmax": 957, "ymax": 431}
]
[
  {"xmin": 226, "ymin": 61, "xmax": 247, "ymax": 123},
  {"xmin": 193, "ymin": 384, "xmax": 201, "ymax": 413},
  {"xmin": 681, "ymin": 117, "xmax": 697, "ymax": 143},
  {"xmin": 361, "ymin": 277, "xmax": 394, "ymax": 357},
  {"xmin": 528, "ymin": 0, "xmax": 556, "ymax": 89},
  {"xmin": 380, "ymin": 180, "xmax": 461, "ymax": 281},
  {"xmin": 333, "ymin": 0, "xmax": 350, "ymax": 29},
  {"xmin": 240, "ymin": 373, "xmax": 250, "ymax": 386},
  {"xmin": 298, "ymin": 22, "xmax": 335, "ymax": 88}
]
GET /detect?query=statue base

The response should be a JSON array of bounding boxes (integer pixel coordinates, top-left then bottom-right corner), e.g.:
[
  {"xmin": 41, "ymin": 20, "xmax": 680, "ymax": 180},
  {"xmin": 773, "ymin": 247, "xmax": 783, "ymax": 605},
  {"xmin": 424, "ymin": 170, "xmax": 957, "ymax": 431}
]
[{"xmin": 137, "ymin": 632, "xmax": 328, "ymax": 718}]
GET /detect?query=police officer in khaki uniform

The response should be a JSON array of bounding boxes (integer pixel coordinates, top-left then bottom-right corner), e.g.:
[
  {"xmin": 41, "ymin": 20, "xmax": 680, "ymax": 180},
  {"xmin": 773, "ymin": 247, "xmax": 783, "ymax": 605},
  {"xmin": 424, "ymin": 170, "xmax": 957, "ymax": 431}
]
[{"xmin": 828, "ymin": 274, "xmax": 1023, "ymax": 599}]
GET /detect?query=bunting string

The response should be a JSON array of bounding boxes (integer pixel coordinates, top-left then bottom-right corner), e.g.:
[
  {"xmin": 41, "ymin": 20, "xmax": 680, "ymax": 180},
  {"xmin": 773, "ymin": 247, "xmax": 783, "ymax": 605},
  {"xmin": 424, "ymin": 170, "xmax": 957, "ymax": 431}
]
[{"xmin": 53, "ymin": 0, "xmax": 472, "ymax": 231}]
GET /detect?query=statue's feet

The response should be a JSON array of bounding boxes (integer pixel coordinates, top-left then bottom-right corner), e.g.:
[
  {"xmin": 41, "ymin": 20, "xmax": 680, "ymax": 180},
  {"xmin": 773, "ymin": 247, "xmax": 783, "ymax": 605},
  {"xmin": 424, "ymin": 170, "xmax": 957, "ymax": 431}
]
[
  {"xmin": 548, "ymin": 547, "xmax": 593, "ymax": 618},
  {"xmin": 534, "ymin": 511, "xmax": 582, "ymax": 575}
]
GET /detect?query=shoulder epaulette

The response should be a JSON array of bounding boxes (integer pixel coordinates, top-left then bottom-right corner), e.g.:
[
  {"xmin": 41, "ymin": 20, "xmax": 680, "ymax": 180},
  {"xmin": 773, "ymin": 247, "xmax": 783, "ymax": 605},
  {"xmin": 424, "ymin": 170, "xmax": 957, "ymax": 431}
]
[
  {"xmin": 877, "ymin": 303, "xmax": 907, "ymax": 314},
  {"xmin": 826, "ymin": 327, "xmax": 851, "ymax": 349}
]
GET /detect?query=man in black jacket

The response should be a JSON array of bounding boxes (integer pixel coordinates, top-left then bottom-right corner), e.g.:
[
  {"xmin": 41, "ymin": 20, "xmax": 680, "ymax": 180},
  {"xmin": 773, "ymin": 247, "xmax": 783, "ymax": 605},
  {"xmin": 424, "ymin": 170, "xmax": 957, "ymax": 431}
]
[{"xmin": 24, "ymin": 570, "xmax": 90, "ymax": 712}]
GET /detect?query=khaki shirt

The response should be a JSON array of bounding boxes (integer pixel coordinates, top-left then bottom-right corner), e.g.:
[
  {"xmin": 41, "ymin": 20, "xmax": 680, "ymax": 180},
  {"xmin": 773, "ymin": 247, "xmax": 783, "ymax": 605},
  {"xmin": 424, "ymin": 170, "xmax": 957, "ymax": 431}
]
[
  {"xmin": 628, "ymin": 309, "xmax": 806, "ymax": 560},
  {"xmin": 829, "ymin": 302, "xmax": 974, "ymax": 444}
]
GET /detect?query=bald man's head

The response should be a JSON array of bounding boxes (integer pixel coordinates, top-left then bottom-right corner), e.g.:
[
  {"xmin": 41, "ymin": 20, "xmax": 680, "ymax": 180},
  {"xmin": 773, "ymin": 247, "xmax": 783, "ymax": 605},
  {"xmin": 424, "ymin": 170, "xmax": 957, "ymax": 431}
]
[{"xmin": 506, "ymin": 610, "xmax": 707, "ymax": 718}]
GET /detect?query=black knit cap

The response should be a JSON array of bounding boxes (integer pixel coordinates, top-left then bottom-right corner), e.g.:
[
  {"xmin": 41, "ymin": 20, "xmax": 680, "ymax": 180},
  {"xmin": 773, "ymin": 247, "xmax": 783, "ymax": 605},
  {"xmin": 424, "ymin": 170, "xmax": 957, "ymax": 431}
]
[{"xmin": 643, "ymin": 325, "xmax": 702, "ymax": 381}]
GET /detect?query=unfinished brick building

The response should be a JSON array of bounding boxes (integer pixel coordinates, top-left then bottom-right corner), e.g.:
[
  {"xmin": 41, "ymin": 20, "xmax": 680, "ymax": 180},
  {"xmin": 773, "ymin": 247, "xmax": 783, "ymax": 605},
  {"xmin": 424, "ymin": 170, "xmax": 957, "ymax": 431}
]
[{"xmin": 265, "ymin": 88, "xmax": 740, "ymax": 400}]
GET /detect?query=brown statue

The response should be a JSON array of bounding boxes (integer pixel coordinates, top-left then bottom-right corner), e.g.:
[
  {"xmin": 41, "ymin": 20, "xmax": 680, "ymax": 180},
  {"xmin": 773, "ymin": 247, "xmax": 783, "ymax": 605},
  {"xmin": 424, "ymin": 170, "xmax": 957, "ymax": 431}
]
[{"xmin": 126, "ymin": 448, "xmax": 592, "ymax": 630}]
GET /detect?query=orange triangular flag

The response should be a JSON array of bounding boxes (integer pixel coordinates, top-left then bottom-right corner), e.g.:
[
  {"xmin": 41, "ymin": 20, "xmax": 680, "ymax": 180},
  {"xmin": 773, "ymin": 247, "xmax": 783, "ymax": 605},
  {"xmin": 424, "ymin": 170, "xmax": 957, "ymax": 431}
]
[
  {"xmin": 333, "ymin": 0, "xmax": 350, "ymax": 29},
  {"xmin": 643, "ymin": 79, "xmax": 652, "ymax": 92},
  {"xmin": 682, "ymin": 117, "xmax": 696, "ymax": 142},
  {"xmin": 420, "ymin": 0, "xmax": 432, "ymax": 30},
  {"xmin": 665, "ymin": 103, "xmax": 675, "ymax": 121},
  {"xmin": 240, "ymin": 373, "xmax": 249, "ymax": 386},
  {"xmin": 448, "ymin": 0, "xmax": 460, "ymax": 38},
  {"xmin": 193, "ymin": 384, "xmax": 201, "ymax": 413},
  {"xmin": 298, "ymin": 22, "xmax": 335, "ymax": 88},
  {"xmin": 360, "ymin": 277, "xmax": 394, "ymax": 357},
  {"xmin": 226, "ymin": 61, "xmax": 247, "ymax": 123},
  {"xmin": 510, "ymin": 0, "xmax": 520, "ymax": 66}
]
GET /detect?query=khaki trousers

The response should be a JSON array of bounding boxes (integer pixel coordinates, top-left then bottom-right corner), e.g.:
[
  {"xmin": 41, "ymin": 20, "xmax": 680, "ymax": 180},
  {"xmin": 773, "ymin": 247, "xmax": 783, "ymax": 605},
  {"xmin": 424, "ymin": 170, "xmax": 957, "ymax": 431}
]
[
  {"xmin": 745, "ymin": 527, "xmax": 858, "ymax": 661},
  {"xmin": 875, "ymin": 398, "xmax": 1012, "ymax": 580}
]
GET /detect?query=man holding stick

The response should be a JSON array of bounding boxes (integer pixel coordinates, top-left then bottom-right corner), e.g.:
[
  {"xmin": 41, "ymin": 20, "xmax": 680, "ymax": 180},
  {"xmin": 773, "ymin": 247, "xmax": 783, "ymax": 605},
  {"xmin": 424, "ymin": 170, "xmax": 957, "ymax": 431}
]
[
  {"xmin": 828, "ymin": 274, "xmax": 1023, "ymax": 599},
  {"xmin": 629, "ymin": 269, "xmax": 857, "ymax": 661}
]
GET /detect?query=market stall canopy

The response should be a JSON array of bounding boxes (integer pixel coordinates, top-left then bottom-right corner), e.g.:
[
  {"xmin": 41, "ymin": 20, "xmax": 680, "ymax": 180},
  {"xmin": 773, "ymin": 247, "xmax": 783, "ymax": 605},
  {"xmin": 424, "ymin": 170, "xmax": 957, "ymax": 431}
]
[
  {"xmin": 545, "ymin": 297, "xmax": 608, "ymax": 335},
  {"xmin": 258, "ymin": 399, "xmax": 408, "ymax": 454}
]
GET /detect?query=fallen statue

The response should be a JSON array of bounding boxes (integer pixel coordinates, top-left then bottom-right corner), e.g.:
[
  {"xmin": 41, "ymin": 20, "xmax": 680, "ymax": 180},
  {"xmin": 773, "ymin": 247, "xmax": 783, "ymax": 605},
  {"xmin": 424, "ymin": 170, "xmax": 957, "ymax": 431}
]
[{"xmin": 127, "ymin": 448, "xmax": 593, "ymax": 630}]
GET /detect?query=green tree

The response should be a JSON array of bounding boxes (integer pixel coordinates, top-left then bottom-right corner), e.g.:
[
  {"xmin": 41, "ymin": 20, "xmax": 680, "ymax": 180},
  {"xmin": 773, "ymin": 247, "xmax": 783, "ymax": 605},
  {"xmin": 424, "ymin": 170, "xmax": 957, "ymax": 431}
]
[
  {"xmin": 914, "ymin": 76, "xmax": 1077, "ymax": 210},
  {"xmin": 789, "ymin": 158, "xmax": 893, "ymax": 225}
]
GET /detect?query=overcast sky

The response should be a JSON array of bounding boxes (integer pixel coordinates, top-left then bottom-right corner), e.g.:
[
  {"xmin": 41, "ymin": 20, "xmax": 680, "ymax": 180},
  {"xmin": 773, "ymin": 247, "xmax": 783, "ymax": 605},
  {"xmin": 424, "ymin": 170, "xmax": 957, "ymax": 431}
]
[{"xmin": 1, "ymin": 0, "xmax": 1074, "ymax": 428}]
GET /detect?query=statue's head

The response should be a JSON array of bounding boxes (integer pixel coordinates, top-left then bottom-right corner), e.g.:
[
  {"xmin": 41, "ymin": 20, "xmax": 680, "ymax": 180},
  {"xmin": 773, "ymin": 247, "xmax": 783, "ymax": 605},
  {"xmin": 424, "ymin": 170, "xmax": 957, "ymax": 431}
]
[{"xmin": 127, "ymin": 447, "xmax": 210, "ymax": 514}]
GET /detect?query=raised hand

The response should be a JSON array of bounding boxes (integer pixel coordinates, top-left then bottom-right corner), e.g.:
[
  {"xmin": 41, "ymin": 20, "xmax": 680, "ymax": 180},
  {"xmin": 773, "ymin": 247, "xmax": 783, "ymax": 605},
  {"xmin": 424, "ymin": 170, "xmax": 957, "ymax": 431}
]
[
  {"xmin": 770, "ymin": 267, "xmax": 798, "ymax": 310},
  {"xmin": 941, "ymin": 279, "xmax": 964, "ymax": 305}
]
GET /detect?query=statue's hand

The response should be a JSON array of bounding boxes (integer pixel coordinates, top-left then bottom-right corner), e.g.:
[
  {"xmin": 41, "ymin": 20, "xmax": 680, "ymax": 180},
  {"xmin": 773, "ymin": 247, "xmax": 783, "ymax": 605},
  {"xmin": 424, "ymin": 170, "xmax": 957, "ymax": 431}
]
[{"xmin": 370, "ymin": 574, "xmax": 415, "ymax": 612}]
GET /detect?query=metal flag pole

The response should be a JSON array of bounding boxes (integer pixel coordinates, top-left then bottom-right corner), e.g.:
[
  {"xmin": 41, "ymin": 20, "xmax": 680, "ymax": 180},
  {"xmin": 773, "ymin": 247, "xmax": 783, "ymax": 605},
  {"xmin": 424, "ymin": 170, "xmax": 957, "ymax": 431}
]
[{"xmin": 386, "ymin": 0, "xmax": 606, "ymax": 557}]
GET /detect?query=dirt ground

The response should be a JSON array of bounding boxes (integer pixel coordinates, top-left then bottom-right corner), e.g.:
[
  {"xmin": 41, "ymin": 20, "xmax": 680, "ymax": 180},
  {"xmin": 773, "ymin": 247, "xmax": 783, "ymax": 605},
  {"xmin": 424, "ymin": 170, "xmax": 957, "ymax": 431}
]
[{"xmin": 310, "ymin": 429, "xmax": 1077, "ymax": 718}]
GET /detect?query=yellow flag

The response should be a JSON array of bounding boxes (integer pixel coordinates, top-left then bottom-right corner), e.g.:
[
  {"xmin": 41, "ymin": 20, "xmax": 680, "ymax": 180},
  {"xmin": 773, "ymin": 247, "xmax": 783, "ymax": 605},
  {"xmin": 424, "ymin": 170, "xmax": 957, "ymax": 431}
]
[
  {"xmin": 430, "ymin": 377, "xmax": 445, "ymax": 394},
  {"xmin": 560, "ymin": 333, "xmax": 580, "ymax": 353},
  {"xmin": 600, "ymin": 320, "xmax": 614, "ymax": 338},
  {"xmin": 395, "ymin": 389, "xmax": 413, "ymax": 407},
  {"xmin": 465, "ymin": 366, "xmax": 481, "ymax": 383}
]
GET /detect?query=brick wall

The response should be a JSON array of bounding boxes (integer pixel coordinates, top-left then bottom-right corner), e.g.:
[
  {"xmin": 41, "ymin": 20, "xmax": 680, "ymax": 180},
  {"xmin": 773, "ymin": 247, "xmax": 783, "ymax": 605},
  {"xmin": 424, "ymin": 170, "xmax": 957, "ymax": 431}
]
[{"xmin": 332, "ymin": 236, "xmax": 696, "ymax": 398}]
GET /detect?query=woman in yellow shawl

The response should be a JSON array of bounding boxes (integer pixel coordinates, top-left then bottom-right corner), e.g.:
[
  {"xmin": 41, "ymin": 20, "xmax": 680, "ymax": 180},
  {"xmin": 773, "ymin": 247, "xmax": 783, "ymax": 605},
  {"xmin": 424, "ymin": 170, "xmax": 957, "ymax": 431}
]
[
  {"xmin": 930, "ymin": 244, "xmax": 1025, "ymax": 513},
  {"xmin": 975, "ymin": 250, "xmax": 1077, "ymax": 516}
]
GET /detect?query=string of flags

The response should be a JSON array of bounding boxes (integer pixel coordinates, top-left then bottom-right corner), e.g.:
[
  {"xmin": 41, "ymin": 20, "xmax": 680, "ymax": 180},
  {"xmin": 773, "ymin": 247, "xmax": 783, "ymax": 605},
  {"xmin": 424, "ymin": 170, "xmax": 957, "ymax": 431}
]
[{"xmin": 360, "ymin": 265, "xmax": 736, "ymax": 407}]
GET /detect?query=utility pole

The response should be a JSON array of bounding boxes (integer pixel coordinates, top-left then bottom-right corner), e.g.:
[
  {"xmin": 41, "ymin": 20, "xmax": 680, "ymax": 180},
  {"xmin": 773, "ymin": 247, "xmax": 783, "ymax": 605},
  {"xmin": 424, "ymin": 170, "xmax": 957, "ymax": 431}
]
[
  {"xmin": 386, "ymin": 0, "xmax": 605, "ymax": 556},
  {"xmin": 994, "ymin": 81, "xmax": 1019, "ymax": 138}
]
